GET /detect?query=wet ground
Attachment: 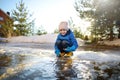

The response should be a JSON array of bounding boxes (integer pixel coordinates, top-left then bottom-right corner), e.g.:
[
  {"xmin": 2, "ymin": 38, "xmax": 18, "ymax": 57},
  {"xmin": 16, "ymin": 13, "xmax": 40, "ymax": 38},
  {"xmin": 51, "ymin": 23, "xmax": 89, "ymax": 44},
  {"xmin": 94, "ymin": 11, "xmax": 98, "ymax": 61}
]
[{"xmin": 0, "ymin": 43, "xmax": 120, "ymax": 80}]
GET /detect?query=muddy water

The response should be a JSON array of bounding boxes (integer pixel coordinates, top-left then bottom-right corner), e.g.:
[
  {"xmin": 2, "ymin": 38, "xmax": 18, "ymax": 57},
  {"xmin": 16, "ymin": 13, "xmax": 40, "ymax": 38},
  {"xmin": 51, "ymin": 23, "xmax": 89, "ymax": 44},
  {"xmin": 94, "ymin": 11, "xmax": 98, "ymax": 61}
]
[{"xmin": 0, "ymin": 47, "xmax": 120, "ymax": 80}]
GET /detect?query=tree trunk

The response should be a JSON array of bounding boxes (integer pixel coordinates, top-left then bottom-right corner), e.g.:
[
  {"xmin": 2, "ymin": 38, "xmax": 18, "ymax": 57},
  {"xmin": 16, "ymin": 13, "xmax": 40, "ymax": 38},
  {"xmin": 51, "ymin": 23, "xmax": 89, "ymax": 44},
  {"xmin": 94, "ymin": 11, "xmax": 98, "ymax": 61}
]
[
  {"xmin": 118, "ymin": 27, "xmax": 120, "ymax": 38},
  {"xmin": 109, "ymin": 27, "xmax": 114, "ymax": 41}
]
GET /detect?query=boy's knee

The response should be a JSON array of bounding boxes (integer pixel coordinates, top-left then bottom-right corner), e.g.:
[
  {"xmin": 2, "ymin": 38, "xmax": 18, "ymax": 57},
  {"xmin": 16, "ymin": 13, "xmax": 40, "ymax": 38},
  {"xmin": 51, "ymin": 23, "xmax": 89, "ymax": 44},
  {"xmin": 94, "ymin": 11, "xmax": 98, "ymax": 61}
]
[
  {"xmin": 62, "ymin": 40, "xmax": 70, "ymax": 48},
  {"xmin": 62, "ymin": 40, "xmax": 69, "ymax": 45},
  {"xmin": 55, "ymin": 40, "xmax": 61, "ymax": 45}
]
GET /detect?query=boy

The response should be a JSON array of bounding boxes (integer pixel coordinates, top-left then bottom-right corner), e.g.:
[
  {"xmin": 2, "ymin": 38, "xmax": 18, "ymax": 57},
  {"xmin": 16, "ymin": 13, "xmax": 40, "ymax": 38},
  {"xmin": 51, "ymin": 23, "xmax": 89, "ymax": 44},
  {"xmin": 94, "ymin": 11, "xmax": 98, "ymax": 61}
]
[{"xmin": 54, "ymin": 21, "xmax": 78, "ymax": 57}]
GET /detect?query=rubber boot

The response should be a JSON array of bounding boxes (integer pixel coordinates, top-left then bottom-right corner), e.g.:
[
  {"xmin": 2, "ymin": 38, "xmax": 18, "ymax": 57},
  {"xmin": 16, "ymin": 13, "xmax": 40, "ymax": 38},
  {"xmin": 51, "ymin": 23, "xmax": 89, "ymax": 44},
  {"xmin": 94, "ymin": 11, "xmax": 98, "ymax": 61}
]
[
  {"xmin": 60, "ymin": 52, "xmax": 65, "ymax": 57},
  {"xmin": 65, "ymin": 52, "xmax": 73, "ymax": 57}
]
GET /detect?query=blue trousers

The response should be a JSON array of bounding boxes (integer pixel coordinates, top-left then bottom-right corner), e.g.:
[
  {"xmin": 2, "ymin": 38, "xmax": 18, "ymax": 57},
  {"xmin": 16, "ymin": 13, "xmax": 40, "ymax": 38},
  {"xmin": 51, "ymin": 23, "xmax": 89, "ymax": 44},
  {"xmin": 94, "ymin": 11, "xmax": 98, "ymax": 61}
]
[{"xmin": 55, "ymin": 40, "xmax": 70, "ymax": 53}]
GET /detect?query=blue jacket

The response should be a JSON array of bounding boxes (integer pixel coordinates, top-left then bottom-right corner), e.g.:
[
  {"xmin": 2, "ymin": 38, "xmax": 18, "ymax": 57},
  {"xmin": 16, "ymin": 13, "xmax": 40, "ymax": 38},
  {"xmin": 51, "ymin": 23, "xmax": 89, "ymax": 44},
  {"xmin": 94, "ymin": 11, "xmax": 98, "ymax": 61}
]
[{"xmin": 54, "ymin": 29, "xmax": 78, "ymax": 53}]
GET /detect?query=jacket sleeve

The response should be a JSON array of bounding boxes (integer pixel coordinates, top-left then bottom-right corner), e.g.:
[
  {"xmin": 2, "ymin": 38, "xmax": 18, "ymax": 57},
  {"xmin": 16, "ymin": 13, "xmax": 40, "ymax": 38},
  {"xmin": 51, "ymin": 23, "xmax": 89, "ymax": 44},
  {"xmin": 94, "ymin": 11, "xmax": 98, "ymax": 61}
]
[{"xmin": 69, "ymin": 32, "xmax": 78, "ymax": 50}]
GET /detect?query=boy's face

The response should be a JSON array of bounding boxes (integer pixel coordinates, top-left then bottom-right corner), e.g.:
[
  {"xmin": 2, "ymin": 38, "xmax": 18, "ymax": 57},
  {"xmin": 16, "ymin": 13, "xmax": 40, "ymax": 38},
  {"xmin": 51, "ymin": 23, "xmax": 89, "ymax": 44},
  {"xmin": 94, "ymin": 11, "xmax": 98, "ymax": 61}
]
[{"xmin": 59, "ymin": 23, "xmax": 68, "ymax": 35}]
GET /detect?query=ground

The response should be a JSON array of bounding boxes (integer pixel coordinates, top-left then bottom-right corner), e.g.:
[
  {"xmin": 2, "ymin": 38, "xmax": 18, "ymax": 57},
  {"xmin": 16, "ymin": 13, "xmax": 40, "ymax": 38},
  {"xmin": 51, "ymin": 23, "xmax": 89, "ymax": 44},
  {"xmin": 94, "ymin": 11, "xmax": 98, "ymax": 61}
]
[{"xmin": 0, "ymin": 34, "xmax": 120, "ymax": 80}]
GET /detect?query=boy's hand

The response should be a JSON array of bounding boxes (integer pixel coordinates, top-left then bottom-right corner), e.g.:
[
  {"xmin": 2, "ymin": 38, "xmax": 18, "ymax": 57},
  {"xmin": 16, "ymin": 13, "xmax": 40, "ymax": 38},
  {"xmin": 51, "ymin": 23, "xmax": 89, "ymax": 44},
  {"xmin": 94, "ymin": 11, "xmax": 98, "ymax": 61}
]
[
  {"xmin": 55, "ymin": 50, "xmax": 60, "ymax": 57},
  {"xmin": 65, "ymin": 46, "xmax": 76, "ymax": 52}
]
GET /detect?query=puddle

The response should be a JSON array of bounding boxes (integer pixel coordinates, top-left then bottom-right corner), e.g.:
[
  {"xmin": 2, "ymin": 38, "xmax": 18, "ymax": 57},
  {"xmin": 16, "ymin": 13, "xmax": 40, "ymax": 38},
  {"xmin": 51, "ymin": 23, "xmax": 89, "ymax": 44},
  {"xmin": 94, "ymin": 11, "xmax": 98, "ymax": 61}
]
[{"xmin": 0, "ymin": 47, "xmax": 120, "ymax": 80}]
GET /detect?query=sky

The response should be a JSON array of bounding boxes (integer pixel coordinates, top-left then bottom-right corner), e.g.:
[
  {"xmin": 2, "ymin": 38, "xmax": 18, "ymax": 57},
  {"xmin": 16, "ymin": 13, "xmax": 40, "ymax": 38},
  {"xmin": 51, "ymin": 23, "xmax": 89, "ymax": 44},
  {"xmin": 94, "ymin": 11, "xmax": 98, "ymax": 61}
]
[{"xmin": 0, "ymin": 0, "xmax": 90, "ymax": 33}]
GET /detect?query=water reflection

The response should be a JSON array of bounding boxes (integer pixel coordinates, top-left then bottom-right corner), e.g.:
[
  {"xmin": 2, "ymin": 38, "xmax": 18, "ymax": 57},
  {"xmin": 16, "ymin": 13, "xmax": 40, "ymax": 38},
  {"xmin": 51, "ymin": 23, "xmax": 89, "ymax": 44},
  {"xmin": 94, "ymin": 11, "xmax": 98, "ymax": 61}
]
[
  {"xmin": 90, "ymin": 61, "xmax": 120, "ymax": 80},
  {"xmin": 55, "ymin": 57, "xmax": 77, "ymax": 80},
  {"xmin": 0, "ymin": 55, "xmax": 11, "ymax": 67},
  {"xmin": 0, "ymin": 54, "xmax": 30, "ymax": 80}
]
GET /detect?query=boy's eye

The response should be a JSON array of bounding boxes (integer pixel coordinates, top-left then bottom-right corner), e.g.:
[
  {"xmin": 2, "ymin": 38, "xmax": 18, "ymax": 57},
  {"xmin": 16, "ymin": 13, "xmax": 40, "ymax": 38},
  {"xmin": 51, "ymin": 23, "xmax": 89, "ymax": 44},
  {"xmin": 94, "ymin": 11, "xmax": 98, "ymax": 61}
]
[{"xmin": 59, "ymin": 29, "xmax": 67, "ymax": 31}]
